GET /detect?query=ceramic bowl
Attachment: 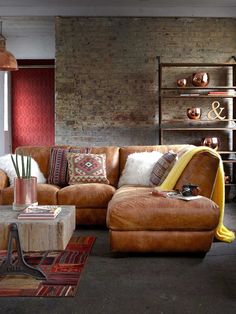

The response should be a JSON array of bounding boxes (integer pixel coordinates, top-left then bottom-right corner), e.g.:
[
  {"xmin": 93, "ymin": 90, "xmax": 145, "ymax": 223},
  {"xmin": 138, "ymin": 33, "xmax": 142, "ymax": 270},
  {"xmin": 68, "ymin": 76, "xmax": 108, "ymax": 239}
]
[
  {"xmin": 177, "ymin": 78, "xmax": 187, "ymax": 87},
  {"xmin": 187, "ymin": 107, "xmax": 202, "ymax": 120},
  {"xmin": 192, "ymin": 72, "xmax": 209, "ymax": 87},
  {"xmin": 201, "ymin": 137, "xmax": 220, "ymax": 150}
]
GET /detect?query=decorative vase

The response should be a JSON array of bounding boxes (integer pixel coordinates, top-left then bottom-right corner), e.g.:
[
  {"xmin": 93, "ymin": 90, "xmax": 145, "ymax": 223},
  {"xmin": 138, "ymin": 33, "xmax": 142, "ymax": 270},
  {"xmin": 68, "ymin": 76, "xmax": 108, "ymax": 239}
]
[
  {"xmin": 224, "ymin": 175, "xmax": 231, "ymax": 184},
  {"xmin": 177, "ymin": 78, "xmax": 187, "ymax": 87},
  {"xmin": 13, "ymin": 177, "xmax": 38, "ymax": 211},
  {"xmin": 192, "ymin": 72, "xmax": 209, "ymax": 87},
  {"xmin": 201, "ymin": 137, "xmax": 220, "ymax": 150},
  {"xmin": 187, "ymin": 107, "xmax": 202, "ymax": 120}
]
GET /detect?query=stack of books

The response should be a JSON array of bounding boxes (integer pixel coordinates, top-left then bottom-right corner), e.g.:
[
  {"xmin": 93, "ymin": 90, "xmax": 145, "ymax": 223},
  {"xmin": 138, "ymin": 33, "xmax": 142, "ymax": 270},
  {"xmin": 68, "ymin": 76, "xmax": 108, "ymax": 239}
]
[
  {"xmin": 18, "ymin": 205, "xmax": 62, "ymax": 220},
  {"xmin": 180, "ymin": 93, "xmax": 200, "ymax": 96},
  {"xmin": 207, "ymin": 91, "xmax": 235, "ymax": 96}
]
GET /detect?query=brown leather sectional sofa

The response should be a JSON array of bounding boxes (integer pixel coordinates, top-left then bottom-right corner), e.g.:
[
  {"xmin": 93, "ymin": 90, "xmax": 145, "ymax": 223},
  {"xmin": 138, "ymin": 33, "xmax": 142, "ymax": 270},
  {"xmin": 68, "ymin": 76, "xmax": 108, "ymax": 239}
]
[{"xmin": 0, "ymin": 145, "xmax": 220, "ymax": 253}]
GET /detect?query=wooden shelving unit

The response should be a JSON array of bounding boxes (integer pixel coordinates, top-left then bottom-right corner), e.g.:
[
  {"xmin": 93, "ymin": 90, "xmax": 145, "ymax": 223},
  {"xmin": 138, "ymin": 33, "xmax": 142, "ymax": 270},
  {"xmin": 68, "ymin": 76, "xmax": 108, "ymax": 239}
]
[{"xmin": 158, "ymin": 57, "xmax": 236, "ymax": 188}]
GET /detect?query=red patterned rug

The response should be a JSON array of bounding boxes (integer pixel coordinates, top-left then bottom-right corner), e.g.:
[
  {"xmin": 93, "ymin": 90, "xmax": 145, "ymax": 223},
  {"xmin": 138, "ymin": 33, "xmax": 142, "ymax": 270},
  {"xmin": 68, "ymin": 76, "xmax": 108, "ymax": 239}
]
[{"xmin": 0, "ymin": 235, "xmax": 95, "ymax": 297}]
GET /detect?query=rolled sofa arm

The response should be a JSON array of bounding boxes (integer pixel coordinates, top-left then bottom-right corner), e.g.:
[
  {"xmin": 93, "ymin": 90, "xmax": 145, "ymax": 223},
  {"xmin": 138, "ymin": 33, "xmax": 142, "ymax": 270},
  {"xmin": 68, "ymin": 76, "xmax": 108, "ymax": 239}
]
[
  {"xmin": 174, "ymin": 151, "xmax": 220, "ymax": 199},
  {"xmin": 0, "ymin": 169, "xmax": 9, "ymax": 189}
]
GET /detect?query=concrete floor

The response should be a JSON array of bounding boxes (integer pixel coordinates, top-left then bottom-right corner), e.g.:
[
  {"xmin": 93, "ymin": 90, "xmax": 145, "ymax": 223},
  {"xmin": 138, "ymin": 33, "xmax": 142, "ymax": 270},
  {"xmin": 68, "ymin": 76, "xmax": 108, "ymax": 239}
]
[{"xmin": 0, "ymin": 203, "xmax": 235, "ymax": 314}]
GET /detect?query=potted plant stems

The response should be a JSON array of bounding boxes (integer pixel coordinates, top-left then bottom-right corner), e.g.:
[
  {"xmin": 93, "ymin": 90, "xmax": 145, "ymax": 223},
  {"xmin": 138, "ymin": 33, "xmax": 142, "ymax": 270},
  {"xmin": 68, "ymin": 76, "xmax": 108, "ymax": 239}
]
[{"xmin": 11, "ymin": 153, "xmax": 38, "ymax": 211}]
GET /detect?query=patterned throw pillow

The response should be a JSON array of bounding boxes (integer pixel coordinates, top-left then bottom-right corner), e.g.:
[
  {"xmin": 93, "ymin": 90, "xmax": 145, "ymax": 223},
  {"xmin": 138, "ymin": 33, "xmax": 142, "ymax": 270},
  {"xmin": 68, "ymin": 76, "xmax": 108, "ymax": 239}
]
[
  {"xmin": 150, "ymin": 151, "xmax": 177, "ymax": 186},
  {"xmin": 67, "ymin": 153, "xmax": 109, "ymax": 185},
  {"xmin": 48, "ymin": 147, "xmax": 91, "ymax": 186}
]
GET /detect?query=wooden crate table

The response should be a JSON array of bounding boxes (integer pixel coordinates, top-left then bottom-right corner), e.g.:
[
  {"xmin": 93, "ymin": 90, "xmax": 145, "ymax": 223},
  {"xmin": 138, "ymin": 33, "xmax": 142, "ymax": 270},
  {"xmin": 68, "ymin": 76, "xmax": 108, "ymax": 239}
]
[{"xmin": 0, "ymin": 205, "xmax": 76, "ymax": 252}]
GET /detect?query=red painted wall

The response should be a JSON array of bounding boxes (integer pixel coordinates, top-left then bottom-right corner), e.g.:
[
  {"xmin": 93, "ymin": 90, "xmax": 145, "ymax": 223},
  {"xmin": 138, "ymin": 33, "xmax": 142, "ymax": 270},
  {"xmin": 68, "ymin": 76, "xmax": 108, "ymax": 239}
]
[{"xmin": 11, "ymin": 68, "xmax": 55, "ymax": 152}]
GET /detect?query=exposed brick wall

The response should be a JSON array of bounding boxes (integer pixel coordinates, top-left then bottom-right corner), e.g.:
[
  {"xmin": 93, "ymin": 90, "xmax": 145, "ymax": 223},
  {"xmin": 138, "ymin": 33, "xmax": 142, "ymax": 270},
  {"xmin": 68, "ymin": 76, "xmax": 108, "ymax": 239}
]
[{"xmin": 55, "ymin": 17, "xmax": 236, "ymax": 147}]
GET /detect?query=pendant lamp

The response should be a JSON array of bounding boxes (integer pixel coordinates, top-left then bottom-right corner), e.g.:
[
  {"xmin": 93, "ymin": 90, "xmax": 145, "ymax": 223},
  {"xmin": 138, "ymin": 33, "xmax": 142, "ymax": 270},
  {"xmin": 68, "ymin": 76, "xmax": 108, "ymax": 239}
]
[{"xmin": 0, "ymin": 21, "xmax": 18, "ymax": 71}]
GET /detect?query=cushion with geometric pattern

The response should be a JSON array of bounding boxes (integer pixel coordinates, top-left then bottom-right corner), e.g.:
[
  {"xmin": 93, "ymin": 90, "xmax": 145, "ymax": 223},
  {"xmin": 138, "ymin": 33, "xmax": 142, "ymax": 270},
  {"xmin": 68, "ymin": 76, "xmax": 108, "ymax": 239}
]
[{"xmin": 67, "ymin": 153, "xmax": 109, "ymax": 185}]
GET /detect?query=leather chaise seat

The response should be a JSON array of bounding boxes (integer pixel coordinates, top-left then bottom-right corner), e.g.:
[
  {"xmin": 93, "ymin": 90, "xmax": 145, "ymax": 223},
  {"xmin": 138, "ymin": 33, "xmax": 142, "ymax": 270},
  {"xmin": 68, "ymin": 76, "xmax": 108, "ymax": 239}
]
[{"xmin": 107, "ymin": 186, "xmax": 219, "ymax": 253}]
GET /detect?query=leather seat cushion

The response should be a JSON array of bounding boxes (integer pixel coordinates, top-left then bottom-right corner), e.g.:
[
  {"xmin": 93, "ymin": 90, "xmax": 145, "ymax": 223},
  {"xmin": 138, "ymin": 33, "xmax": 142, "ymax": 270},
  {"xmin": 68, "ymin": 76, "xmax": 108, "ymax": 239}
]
[
  {"xmin": 0, "ymin": 183, "xmax": 60, "ymax": 205},
  {"xmin": 37, "ymin": 184, "xmax": 60, "ymax": 204},
  {"xmin": 58, "ymin": 183, "xmax": 116, "ymax": 208},
  {"xmin": 107, "ymin": 186, "xmax": 220, "ymax": 231}
]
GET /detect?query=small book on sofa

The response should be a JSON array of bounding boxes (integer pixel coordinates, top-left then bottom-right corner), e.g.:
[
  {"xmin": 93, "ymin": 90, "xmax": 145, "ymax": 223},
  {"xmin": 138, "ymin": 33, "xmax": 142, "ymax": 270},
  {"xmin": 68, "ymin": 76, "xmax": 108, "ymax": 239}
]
[{"xmin": 166, "ymin": 192, "xmax": 202, "ymax": 201}]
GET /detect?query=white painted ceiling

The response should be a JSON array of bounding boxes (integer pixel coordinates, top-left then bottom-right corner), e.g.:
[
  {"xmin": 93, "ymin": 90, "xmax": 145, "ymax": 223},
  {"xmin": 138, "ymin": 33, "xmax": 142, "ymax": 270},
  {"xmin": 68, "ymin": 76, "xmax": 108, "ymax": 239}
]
[{"xmin": 0, "ymin": 0, "xmax": 236, "ymax": 17}]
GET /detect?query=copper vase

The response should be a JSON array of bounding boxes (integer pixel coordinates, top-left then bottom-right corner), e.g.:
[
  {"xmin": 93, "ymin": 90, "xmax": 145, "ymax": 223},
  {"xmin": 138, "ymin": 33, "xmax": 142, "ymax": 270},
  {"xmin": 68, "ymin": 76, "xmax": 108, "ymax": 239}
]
[
  {"xmin": 192, "ymin": 72, "xmax": 209, "ymax": 87},
  {"xmin": 177, "ymin": 78, "xmax": 187, "ymax": 87},
  {"xmin": 201, "ymin": 137, "xmax": 220, "ymax": 150},
  {"xmin": 187, "ymin": 108, "xmax": 202, "ymax": 120},
  {"xmin": 13, "ymin": 177, "xmax": 38, "ymax": 211}
]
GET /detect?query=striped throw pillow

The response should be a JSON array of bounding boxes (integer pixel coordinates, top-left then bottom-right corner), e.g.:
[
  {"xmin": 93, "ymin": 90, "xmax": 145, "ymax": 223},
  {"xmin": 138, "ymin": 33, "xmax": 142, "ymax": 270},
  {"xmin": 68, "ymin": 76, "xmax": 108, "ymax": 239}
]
[{"xmin": 150, "ymin": 151, "xmax": 177, "ymax": 186}]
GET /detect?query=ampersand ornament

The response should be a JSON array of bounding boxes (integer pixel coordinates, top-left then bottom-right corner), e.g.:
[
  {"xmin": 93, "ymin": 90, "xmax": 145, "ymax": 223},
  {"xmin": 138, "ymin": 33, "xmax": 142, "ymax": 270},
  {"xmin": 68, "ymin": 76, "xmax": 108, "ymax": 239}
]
[{"xmin": 207, "ymin": 101, "xmax": 226, "ymax": 120}]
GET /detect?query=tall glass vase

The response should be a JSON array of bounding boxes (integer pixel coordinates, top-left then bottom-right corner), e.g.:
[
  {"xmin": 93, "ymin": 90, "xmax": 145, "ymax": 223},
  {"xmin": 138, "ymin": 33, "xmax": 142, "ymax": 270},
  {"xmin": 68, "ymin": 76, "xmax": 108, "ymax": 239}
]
[{"xmin": 13, "ymin": 177, "xmax": 38, "ymax": 211}]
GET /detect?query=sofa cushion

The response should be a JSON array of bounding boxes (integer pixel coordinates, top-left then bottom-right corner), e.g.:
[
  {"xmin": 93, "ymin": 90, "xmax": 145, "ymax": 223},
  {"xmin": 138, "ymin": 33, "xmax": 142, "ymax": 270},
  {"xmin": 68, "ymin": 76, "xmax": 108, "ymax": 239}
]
[
  {"xmin": 0, "ymin": 186, "xmax": 14, "ymax": 205},
  {"xmin": 67, "ymin": 153, "xmax": 109, "ymax": 184},
  {"xmin": 58, "ymin": 183, "xmax": 116, "ymax": 208},
  {"xmin": 0, "ymin": 184, "xmax": 60, "ymax": 205},
  {"xmin": 118, "ymin": 151, "xmax": 163, "ymax": 188},
  {"xmin": 107, "ymin": 186, "xmax": 220, "ymax": 231},
  {"xmin": 150, "ymin": 151, "xmax": 177, "ymax": 186},
  {"xmin": 37, "ymin": 184, "xmax": 60, "ymax": 205},
  {"xmin": 83, "ymin": 146, "xmax": 119, "ymax": 187},
  {"xmin": 47, "ymin": 147, "xmax": 70, "ymax": 186}
]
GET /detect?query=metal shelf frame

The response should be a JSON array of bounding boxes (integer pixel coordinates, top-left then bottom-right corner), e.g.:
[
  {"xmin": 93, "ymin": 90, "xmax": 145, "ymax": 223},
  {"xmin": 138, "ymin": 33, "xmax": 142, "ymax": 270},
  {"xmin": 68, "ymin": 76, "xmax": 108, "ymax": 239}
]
[{"xmin": 158, "ymin": 58, "xmax": 236, "ymax": 192}]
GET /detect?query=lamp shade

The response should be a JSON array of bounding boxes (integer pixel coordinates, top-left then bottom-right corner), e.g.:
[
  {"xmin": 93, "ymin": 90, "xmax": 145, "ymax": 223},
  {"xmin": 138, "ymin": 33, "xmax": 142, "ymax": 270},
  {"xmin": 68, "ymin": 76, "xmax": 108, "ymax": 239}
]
[
  {"xmin": 0, "ymin": 48, "xmax": 18, "ymax": 71},
  {"xmin": 0, "ymin": 29, "xmax": 18, "ymax": 71}
]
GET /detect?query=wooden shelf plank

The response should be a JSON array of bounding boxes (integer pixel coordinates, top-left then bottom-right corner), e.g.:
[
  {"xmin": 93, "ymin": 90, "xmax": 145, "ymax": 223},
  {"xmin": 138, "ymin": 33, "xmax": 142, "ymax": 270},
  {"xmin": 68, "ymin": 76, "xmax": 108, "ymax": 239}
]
[
  {"xmin": 160, "ymin": 63, "xmax": 236, "ymax": 67},
  {"xmin": 161, "ymin": 127, "xmax": 236, "ymax": 131},
  {"xmin": 161, "ymin": 87, "xmax": 236, "ymax": 90},
  {"xmin": 161, "ymin": 95, "xmax": 236, "ymax": 98},
  {"xmin": 161, "ymin": 119, "xmax": 236, "ymax": 122},
  {"xmin": 222, "ymin": 160, "xmax": 236, "ymax": 163}
]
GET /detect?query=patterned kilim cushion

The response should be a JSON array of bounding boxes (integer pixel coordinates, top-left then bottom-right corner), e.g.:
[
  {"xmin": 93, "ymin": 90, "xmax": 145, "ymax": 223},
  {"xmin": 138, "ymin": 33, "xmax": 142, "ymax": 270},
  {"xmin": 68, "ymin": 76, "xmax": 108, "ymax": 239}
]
[
  {"xmin": 67, "ymin": 153, "xmax": 109, "ymax": 184},
  {"xmin": 150, "ymin": 151, "xmax": 177, "ymax": 186},
  {"xmin": 48, "ymin": 147, "xmax": 91, "ymax": 186},
  {"xmin": 48, "ymin": 147, "xmax": 69, "ymax": 186}
]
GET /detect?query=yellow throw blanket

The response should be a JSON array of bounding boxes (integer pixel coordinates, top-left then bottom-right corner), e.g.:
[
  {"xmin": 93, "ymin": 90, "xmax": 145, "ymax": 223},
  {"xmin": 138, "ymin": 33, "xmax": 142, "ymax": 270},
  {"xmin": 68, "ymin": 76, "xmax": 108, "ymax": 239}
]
[{"xmin": 159, "ymin": 146, "xmax": 235, "ymax": 243}]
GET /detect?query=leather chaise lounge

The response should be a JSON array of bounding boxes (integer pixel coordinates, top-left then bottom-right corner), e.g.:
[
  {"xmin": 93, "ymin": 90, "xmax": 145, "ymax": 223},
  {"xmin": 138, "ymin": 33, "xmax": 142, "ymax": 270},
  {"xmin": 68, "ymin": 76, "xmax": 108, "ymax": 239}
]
[
  {"xmin": 0, "ymin": 145, "xmax": 220, "ymax": 254},
  {"xmin": 107, "ymin": 146, "xmax": 220, "ymax": 253}
]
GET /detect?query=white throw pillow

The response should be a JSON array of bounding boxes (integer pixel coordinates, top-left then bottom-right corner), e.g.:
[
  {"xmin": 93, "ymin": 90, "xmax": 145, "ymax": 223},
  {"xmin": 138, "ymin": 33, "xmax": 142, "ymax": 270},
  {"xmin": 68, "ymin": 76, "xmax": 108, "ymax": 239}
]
[
  {"xmin": 0, "ymin": 154, "xmax": 46, "ymax": 186},
  {"xmin": 118, "ymin": 151, "xmax": 163, "ymax": 188}
]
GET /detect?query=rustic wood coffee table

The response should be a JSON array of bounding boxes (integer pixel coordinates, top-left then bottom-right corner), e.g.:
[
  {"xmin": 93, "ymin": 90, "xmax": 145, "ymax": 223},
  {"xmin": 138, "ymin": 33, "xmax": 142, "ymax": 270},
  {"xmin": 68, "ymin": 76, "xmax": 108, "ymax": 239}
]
[{"xmin": 0, "ymin": 205, "xmax": 76, "ymax": 252}]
